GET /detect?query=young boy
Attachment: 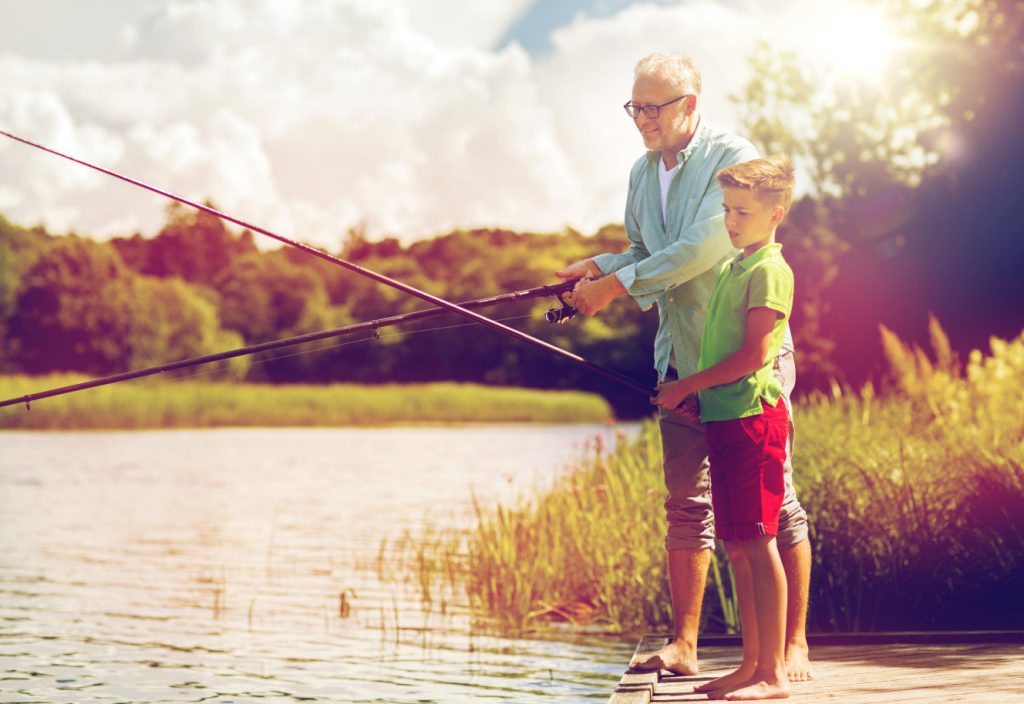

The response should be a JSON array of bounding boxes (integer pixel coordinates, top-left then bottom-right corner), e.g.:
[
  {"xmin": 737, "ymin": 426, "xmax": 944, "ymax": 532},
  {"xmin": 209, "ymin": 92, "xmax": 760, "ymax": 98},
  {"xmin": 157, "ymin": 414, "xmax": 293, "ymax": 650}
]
[{"xmin": 654, "ymin": 155, "xmax": 796, "ymax": 701}]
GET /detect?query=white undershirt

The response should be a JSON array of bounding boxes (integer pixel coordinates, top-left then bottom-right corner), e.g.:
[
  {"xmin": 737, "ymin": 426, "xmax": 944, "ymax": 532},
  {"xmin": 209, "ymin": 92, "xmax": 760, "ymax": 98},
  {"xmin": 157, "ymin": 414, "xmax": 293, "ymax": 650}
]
[{"xmin": 658, "ymin": 157, "xmax": 680, "ymax": 224}]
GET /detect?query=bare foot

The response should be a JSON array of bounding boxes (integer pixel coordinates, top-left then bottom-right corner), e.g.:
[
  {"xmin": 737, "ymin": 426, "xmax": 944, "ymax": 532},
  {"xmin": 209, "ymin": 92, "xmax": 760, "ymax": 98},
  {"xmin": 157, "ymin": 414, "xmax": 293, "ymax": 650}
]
[
  {"xmin": 694, "ymin": 663, "xmax": 756, "ymax": 693},
  {"xmin": 714, "ymin": 675, "xmax": 790, "ymax": 701},
  {"xmin": 784, "ymin": 641, "xmax": 813, "ymax": 682},
  {"xmin": 633, "ymin": 641, "xmax": 699, "ymax": 675}
]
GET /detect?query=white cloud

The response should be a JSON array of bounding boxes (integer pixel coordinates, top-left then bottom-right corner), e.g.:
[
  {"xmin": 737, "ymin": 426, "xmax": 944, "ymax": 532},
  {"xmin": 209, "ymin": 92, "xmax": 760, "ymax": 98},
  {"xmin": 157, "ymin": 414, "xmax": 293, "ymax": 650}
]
[
  {"xmin": 0, "ymin": 0, "xmax": 568, "ymax": 246},
  {"xmin": 0, "ymin": 0, "xmax": 833, "ymax": 246}
]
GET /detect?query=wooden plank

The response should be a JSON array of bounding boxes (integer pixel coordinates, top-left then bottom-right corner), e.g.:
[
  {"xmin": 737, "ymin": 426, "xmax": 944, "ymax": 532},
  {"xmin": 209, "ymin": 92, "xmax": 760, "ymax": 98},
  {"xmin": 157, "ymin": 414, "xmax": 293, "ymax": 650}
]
[
  {"xmin": 648, "ymin": 642, "xmax": 1024, "ymax": 703},
  {"xmin": 607, "ymin": 635, "xmax": 669, "ymax": 704}
]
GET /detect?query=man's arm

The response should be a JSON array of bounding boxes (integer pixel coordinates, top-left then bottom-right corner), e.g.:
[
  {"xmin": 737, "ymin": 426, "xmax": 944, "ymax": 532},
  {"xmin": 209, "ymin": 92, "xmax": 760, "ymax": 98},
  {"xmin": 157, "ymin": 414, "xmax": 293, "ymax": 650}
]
[
  {"xmin": 615, "ymin": 180, "xmax": 734, "ymax": 312},
  {"xmin": 653, "ymin": 307, "xmax": 780, "ymax": 410},
  {"xmin": 567, "ymin": 187, "xmax": 731, "ymax": 317},
  {"xmin": 555, "ymin": 159, "xmax": 648, "ymax": 289}
]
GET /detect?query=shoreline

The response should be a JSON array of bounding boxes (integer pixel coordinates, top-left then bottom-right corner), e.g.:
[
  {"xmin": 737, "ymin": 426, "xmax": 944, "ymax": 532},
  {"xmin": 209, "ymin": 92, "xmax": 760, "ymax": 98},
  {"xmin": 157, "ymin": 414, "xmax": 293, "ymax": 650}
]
[{"xmin": 0, "ymin": 375, "xmax": 615, "ymax": 430}]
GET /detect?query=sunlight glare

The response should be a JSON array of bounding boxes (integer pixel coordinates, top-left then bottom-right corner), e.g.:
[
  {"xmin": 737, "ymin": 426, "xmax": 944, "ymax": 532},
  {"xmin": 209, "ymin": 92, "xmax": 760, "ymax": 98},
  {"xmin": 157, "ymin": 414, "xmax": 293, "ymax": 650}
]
[{"xmin": 801, "ymin": 3, "xmax": 902, "ymax": 84}]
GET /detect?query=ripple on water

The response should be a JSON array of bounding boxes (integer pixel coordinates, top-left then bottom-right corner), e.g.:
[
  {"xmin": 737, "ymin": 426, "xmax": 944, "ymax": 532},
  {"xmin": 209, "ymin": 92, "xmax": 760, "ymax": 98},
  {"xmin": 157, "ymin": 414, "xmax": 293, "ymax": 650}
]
[{"xmin": 1, "ymin": 425, "xmax": 640, "ymax": 702}]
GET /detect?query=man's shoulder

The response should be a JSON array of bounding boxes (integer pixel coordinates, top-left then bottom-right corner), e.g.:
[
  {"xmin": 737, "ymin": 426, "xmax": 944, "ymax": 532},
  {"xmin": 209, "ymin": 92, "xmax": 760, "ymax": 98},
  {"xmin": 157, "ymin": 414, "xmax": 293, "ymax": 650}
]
[
  {"xmin": 700, "ymin": 124, "xmax": 759, "ymax": 164},
  {"xmin": 629, "ymin": 153, "xmax": 652, "ymax": 177}
]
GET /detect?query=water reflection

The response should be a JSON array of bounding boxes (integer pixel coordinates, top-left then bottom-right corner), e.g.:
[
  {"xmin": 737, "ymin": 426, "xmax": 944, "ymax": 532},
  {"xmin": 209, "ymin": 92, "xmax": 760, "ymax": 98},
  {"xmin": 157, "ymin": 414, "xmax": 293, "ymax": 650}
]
[{"xmin": 1, "ymin": 425, "xmax": 639, "ymax": 702}]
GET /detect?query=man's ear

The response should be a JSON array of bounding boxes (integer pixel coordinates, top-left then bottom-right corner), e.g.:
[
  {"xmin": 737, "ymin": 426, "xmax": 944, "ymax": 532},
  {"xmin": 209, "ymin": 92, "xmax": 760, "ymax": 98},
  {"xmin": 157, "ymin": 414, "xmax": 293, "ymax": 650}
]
[{"xmin": 772, "ymin": 205, "xmax": 786, "ymax": 223}]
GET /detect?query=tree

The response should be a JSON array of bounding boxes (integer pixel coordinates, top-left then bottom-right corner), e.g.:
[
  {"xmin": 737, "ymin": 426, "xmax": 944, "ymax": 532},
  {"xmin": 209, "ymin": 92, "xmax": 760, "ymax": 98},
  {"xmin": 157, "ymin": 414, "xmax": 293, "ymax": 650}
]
[
  {"xmin": 213, "ymin": 251, "xmax": 337, "ymax": 343},
  {"xmin": 0, "ymin": 216, "xmax": 52, "ymax": 370},
  {"xmin": 735, "ymin": 0, "xmax": 1024, "ymax": 386},
  {"xmin": 131, "ymin": 201, "xmax": 258, "ymax": 286},
  {"xmin": 8, "ymin": 237, "xmax": 242, "ymax": 376}
]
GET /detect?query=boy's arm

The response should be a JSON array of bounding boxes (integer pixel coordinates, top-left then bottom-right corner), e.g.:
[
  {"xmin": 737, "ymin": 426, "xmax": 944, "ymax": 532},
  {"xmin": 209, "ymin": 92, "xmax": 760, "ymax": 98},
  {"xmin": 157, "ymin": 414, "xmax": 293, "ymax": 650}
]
[{"xmin": 653, "ymin": 307, "xmax": 780, "ymax": 410}]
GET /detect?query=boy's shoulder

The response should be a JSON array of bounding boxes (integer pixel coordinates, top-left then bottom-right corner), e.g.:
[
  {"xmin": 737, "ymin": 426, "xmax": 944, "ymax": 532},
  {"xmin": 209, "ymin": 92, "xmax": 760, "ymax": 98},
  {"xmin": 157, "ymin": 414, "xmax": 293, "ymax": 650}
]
[{"xmin": 749, "ymin": 252, "xmax": 793, "ymax": 278}]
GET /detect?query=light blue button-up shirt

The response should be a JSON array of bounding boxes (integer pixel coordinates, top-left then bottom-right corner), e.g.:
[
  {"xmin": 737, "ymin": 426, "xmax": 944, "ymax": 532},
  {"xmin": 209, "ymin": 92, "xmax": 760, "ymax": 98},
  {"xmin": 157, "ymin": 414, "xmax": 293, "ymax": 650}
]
[{"xmin": 593, "ymin": 121, "xmax": 791, "ymax": 380}]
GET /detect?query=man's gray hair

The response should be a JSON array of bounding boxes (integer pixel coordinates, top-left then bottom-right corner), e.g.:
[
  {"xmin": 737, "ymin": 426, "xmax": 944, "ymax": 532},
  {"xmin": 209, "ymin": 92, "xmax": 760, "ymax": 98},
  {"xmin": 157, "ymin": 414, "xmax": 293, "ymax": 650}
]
[{"xmin": 634, "ymin": 53, "xmax": 702, "ymax": 96}]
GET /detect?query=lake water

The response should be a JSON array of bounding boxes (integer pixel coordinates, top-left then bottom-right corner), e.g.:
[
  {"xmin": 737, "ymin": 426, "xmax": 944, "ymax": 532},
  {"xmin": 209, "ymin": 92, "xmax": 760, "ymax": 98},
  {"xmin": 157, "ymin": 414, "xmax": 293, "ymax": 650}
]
[{"xmin": 0, "ymin": 425, "xmax": 643, "ymax": 702}]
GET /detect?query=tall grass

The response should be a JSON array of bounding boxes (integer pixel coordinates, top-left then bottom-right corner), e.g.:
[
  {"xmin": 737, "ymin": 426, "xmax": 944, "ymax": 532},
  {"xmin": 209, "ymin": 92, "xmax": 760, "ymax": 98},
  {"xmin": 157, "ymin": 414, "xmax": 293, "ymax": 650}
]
[
  {"xmin": 396, "ymin": 320, "xmax": 1024, "ymax": 633},
  {"xmin": 0, "ymin": 375, "xmax": 612, "ymax": 429}
]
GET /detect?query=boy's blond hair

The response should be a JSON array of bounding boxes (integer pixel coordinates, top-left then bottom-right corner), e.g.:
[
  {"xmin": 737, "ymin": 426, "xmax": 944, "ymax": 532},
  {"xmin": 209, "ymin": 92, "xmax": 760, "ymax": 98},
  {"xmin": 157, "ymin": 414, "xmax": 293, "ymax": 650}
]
[{"xmin": 717, "ymin": 155, "xmax": 795, "ymax": 210}]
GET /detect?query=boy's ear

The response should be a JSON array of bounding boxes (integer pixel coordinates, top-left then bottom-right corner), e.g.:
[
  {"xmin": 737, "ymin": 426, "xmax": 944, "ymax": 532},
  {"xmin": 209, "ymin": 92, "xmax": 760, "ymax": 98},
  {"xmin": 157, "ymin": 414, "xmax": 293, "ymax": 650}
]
[{"xmin": 771, "ymin": 205, "xmax": 786, "ymax": 223}]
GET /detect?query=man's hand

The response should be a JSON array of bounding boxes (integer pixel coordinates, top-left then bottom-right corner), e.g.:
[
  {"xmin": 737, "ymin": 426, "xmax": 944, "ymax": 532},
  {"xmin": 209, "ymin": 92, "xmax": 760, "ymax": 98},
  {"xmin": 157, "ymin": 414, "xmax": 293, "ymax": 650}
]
[
  {"xmin": 565, "ymin": 274, "xmax": 626, "ymax": 316},
  {"xmin": 554, "ymin": 259, "xmax": 602, "ymax": 281},
  {"xmin": 652, "ymin": 379, "xmax": 700, "ymax": 420}
]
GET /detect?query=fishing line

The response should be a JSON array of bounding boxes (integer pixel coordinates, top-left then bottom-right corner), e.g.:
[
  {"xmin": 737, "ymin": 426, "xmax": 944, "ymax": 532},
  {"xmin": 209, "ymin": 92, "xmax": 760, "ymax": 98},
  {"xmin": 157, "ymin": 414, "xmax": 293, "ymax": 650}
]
[
  {"xmin": 0, "ymin": 313, "xmax": 535, "ymax": 419},
  {"xmin": 0, "ymin": 128, "xmax": 652, "ymax": 399}
]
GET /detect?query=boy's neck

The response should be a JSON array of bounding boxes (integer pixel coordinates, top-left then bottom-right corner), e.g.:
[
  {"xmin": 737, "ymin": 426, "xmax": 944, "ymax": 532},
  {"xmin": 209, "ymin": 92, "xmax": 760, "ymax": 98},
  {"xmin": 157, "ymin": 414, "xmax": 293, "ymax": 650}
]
[{"xmin": 740, "ymin": 231, "xmax": 777, "ymax": 259}]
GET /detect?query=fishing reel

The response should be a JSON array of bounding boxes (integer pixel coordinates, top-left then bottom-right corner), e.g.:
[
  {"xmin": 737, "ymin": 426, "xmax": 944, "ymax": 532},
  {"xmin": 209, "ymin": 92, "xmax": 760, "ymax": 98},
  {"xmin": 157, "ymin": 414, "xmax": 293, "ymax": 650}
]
[{"xmin": 545, "ymin": 292, "xmax": 578, "ymax": 324}]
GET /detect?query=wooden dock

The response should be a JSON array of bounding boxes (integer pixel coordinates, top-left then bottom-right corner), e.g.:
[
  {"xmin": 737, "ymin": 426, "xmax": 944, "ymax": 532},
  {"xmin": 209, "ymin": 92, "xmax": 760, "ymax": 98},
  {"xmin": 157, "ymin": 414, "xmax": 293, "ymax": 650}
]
[{"xmin": 609, "ymin": 634, "xmax": 1024, "ymax": 703}]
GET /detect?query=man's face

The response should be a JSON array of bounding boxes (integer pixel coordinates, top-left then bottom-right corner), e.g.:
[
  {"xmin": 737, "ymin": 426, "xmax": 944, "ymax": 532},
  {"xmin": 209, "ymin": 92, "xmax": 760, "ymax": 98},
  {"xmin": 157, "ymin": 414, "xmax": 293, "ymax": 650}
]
[
  {"xmin": 722, "ymin": 187, "xmax": 781, "ymax": 253},
  {"xmin": 630, "ymin": 73, "xmax": 692, "ymax": 154}
]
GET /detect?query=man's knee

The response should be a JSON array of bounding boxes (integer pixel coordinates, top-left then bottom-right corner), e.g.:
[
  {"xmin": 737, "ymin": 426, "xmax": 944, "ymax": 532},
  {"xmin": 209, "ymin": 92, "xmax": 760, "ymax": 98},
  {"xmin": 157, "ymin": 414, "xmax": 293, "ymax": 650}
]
[
  {"xmin": 665, "ymin": 512, "xmax": 716, "ymax": 551},
  {"xmin": 777, "ymin": 500, "xmax": 809, "ymax": 549},
  {"xmin": 660, "ymin": 410, "xmax": 715, "ymax": 551}
]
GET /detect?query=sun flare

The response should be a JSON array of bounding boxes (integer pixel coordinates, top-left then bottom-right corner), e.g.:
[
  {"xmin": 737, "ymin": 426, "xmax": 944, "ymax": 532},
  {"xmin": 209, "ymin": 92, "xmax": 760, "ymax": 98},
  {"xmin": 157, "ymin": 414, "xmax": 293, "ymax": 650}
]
[{"xmin": 800, "ymin": 2, "xmax": 903, "ymax": 84}]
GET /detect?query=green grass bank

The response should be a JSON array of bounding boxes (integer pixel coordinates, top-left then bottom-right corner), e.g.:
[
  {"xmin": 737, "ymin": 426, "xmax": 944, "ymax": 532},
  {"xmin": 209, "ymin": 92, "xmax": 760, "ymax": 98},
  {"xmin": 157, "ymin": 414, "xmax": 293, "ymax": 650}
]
[
  {"xmin": 0, "ymin": 375, "xmax": 613, "ymax": 429},
  {"xmin": 395, "ymin": 321, "xmax": 1024, "ymax": 633}
]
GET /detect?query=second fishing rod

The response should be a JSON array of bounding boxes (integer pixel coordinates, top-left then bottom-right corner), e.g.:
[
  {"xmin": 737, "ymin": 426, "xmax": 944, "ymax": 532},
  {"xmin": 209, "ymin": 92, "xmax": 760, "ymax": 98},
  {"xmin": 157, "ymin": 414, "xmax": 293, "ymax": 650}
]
[
  {"xmin": 0, "ymin": 282, "xmax": 580, "ymax": 409},
  {"xmin": 1, "ymin": 128, "xmax": 653, "ymax": 400}
]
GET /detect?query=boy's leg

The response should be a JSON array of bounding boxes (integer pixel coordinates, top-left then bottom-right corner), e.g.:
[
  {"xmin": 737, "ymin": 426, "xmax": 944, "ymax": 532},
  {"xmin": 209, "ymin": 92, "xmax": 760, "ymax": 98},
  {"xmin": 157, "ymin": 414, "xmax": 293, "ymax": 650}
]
[
  {"xmin": 719, "ymin": 536, "xmax": 790, "ymax": 701},
  {"xmin": 696, "ymin": 542, "xmax": 758, "ymax": 694},
  {"xmin": 634, "ymin": 407, "xmax": 715, "ymax": 675}
]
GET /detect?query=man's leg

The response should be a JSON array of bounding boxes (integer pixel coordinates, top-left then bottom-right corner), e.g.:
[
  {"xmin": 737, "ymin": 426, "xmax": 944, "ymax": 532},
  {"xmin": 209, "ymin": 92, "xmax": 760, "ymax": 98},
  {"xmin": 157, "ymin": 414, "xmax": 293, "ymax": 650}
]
[
  {"xmin": 635, "ymin": 407, "xmax": 715, "ymax": 675},
  {"xmin": 780, "ymin": 539, "xmax": 812, "ymax": 680},
  {"xmin": 774, "ymin": 352, "xmax": 813, "ymax": 681}
]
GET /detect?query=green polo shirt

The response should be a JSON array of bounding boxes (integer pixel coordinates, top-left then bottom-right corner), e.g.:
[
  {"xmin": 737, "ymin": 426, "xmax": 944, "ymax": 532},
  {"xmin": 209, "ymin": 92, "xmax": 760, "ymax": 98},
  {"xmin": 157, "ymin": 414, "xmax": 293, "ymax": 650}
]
[{"xmin": 697, "ymin": 243, "xmax": 793, "ymax": 422}]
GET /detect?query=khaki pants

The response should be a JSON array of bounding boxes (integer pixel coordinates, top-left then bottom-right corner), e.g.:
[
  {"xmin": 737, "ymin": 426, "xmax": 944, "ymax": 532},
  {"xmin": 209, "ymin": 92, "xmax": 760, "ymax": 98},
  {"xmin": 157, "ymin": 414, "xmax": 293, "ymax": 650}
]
[{"xmin": 658, "ymin": 351, "xmax": 808, "ymax": 551}]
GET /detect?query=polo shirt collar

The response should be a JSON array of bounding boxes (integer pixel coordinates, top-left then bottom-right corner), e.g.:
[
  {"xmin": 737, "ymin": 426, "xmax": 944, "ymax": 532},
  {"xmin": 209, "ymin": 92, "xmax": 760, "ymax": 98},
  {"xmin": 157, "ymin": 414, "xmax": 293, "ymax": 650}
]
[{"xmin": 734, "ymin": 242, "xmax": 783, "ymax": 270}]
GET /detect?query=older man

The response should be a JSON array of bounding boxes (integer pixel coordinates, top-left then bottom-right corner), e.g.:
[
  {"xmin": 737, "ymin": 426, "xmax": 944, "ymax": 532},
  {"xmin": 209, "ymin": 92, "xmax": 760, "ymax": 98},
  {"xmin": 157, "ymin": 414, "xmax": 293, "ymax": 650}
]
[{"xmin": 556, "ymin": 53, "xmax": 813, "ymax": 681}]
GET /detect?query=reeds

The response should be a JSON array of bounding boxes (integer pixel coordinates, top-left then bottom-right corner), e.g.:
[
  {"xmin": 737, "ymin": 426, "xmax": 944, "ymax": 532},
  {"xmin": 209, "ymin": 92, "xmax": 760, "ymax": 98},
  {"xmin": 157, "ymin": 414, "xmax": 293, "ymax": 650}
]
[
  {"xmin": 0, "ymin": 375, "xmax": 612, "ymax": 429},
  {"xmin": 397, "ymin": 322, "xmax": 1024, "ymax": 633}
]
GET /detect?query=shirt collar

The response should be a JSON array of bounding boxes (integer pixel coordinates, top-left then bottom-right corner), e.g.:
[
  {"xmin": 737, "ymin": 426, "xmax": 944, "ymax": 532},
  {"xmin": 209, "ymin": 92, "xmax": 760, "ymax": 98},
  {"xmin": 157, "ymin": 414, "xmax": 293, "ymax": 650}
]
[
  {"xmin": 676, "ymin": 117, "xmax": 708, "ymax": 165},
  {"xmin": 646, "ymin": 117, "xmax": 709, "ymax": 167},
  {"xmin": 734, "ymin": 242, "xmax": 783, "ymax": 271}
]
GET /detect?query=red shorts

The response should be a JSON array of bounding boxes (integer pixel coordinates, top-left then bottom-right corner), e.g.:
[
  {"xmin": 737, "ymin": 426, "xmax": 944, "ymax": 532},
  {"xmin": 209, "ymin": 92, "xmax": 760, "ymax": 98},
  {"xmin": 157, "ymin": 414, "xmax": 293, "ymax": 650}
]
[{"xmin": 705, "ymin": 397, "xmax": 789, "ymax": 541}]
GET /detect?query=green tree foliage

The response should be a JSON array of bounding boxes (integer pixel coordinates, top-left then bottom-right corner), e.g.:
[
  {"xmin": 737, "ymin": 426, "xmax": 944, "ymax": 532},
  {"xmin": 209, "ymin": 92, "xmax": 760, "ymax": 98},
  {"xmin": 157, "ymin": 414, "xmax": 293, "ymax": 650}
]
[
  {"xmin": 2, "ymin": 211, "xmax": 658, "ymax": 415},
  {"xmin": 736, "ymin": 0, "xmax": 1024, "ymax": 387},
  {"xmin": 114, "ymin": 201, "xmax": 258, "ymax": 286},
  {"xmin": 0, "ymin": 215, "xmax": 53, "ymax": 369},
  {"xmin": 213, "ymin": 251, "xmax": 335, "ymax": 343},
  {"xmin": 8, "ymin": 237, "xmax": 241, "ymax": 376}
]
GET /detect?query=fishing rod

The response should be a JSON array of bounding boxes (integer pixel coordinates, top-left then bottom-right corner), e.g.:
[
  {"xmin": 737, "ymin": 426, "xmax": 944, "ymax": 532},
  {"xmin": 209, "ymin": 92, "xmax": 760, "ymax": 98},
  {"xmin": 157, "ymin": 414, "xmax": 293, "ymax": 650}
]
[
  {"xmin": 0, "ymin": 281, "xmax": 577, "ymax": 410},
  {"xmin": 1, "ymin": 128, "xmax": 652, "ymax": 400}
]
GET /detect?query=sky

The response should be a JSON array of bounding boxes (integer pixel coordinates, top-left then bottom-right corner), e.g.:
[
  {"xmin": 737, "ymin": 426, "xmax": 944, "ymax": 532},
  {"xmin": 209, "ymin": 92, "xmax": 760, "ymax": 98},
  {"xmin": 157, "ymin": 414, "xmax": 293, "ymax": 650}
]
[{"xmin": 0, "ymin": 0, "xmax": 889, "ymax": 248}]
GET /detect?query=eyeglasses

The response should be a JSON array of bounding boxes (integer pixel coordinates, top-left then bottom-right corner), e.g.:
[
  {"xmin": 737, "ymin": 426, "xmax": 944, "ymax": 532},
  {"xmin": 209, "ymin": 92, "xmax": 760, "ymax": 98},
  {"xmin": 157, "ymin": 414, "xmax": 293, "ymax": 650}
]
[{"xmin": 623, "ymin": 95, "xmax": 689, "ymax": 119}]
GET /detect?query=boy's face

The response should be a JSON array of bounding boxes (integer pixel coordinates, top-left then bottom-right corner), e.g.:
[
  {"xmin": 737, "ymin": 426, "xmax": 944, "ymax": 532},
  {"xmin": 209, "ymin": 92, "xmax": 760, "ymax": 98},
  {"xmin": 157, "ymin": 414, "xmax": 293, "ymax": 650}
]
[{"xmin": 722, "ymin": 186, "xmax": 784, "ymax": 254}]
